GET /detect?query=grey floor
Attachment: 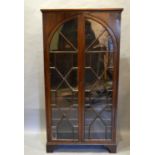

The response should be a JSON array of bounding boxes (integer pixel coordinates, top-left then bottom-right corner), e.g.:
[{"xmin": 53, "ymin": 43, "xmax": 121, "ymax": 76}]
[{"xmin": 24, "ymin": 131, "xmax": 129, "ymax": 154}]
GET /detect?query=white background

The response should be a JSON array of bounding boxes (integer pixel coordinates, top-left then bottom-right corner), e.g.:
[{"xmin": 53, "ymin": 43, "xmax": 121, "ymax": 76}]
[
  {"xmin": 0, "ymin": 0, "xmax": 155, "ymax": 155},
  {"xmin": 24, "ymin": 0, "xmax": 130, "ymax": 154}
]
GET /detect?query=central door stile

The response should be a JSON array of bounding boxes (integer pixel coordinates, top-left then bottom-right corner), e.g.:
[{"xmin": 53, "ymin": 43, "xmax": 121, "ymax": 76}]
[{"xmin": 78, "ymin": 14, "xmax": 85, "ymax": 142}]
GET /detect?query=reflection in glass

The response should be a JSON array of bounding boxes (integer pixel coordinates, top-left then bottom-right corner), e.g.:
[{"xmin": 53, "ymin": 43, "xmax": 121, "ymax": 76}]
[
  {"xmin": 84, "ymin": 19, "xmax": 114, "ymax": 140},
  {"xmin": 85, "ymin": 19, "xmax": 114, "ymax": 52},
  {"xmin": 49, "ymin": 18, "xmax": 78, "ymax": 140}
]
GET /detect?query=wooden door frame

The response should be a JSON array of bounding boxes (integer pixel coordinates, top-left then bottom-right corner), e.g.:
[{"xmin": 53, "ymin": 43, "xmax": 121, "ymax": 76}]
[{"xmin": 77, "ymin": 14, "xmax": 85, "ymax": 142}]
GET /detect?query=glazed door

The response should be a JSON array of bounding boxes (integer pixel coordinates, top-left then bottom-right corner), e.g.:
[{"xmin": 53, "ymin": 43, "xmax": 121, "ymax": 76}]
[
  {"xmin": 49, "ymin": 14, "xmax": 116, "ymax": 142},
  {"xmin": 84, "ymin": 17, "xmax": 114, "ymax": 141},
  {"xmin": 49, "ymin": 17, "xmax": 79, "ymax": 140}
]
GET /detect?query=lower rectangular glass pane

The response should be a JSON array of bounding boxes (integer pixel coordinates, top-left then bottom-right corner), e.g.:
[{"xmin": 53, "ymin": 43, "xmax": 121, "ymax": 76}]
[
  {"xmin": 51, "ymin": 90, "xmax": 78, "ymax": 140},
  {"xmin": 84, "ymin": 92, "xmax": 112, "ymax": 140}
]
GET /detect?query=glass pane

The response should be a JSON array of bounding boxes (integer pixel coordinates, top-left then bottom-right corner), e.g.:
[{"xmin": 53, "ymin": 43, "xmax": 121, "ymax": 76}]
[
  {"xmin": 84, "ymin": 19, "xmax": 114, "ymax": 140},
  {"xmin": 50, "ymin": 18, "xmax": 77, "ymax": 51},
  {"xmin": 85, "ymin": 19, "xmax": 114, "ymax": 52},
  {"xmin": 49, "ymin": 18, "xmax": 78, "ymax": 140}
]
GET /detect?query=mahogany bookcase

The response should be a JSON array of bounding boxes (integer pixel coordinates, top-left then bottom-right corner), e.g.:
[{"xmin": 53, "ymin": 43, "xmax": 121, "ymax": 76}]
[{"xmin": 41, "ymin": 8, "xmax": 123, "ymax": 153}]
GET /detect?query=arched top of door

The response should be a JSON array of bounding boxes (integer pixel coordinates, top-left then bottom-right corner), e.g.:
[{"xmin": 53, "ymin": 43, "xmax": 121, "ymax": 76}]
[{"xmin": 48, "ymin": 13, "xmax": 117, "ymax": 52}]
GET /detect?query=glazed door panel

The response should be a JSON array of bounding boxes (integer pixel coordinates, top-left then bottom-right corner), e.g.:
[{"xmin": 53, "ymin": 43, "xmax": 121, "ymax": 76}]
[
  {"xmin": 84, "ymin": 18, "xmax": 114, "ymax": 140},
  {"xmin": 49, "ymin": 17, "xmax": 79, "ymax": 140}
]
